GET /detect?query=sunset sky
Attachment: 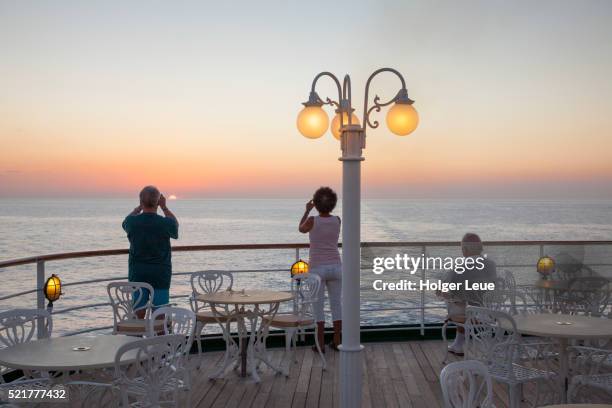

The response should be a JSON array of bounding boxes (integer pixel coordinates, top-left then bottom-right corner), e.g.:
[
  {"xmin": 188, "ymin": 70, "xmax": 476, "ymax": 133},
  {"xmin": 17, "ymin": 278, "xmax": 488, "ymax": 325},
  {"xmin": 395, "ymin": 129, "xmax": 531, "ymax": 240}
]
[{"xmin": 1, "ymin": 1, "xmax": 612, "ymax": 198}]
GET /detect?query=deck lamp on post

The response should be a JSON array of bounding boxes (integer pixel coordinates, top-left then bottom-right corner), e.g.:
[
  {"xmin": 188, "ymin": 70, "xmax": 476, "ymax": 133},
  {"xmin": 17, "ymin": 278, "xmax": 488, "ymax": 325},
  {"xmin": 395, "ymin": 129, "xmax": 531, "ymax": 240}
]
[
  {"xmin": 297, "ymin": 68, "xmax": 419, "ymax": 408},
  {"xmin": 291, "ymin": 259, "xmax": 309, "ymax": 277},
  {"xmin": 537, "ymin": 255, "xmax": 555, "ymax": 279},
  {"xmin": 43, "ymin": 274, "xmax": 62, "ymax": 312}
]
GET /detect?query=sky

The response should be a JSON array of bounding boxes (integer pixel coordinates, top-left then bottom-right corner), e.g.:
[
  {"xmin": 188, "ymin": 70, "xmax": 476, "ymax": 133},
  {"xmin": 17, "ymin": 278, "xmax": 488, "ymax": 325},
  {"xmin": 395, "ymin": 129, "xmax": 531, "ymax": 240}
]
[{"xmin": 1, "ymin": 0, "xmax": 612, "ymax": 199}]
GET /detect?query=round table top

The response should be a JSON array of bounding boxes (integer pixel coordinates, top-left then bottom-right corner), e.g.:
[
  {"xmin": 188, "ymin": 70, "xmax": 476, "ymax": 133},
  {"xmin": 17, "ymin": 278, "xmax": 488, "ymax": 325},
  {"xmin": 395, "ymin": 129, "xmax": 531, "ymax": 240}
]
[
  {"xmin": 541, "ymin": 405, "xmax": 612, "ymax": 408},
  {"xmin": 511, "ymin": 313, "xmax": 612, "ymax": 339},
  {"xmin": 0, "ymin": 335, "xmax": 140, "ymax": 371},
  {"xmin": 197, "ymin": 289, "xmax": 293, "ymax": 305}
]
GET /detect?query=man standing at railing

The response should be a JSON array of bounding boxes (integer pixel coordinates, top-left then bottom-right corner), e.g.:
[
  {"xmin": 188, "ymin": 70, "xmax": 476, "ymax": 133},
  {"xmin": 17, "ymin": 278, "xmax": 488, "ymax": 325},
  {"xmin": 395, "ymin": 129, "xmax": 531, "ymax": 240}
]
[{"xmin": 122, "ymin": 186, "xmax": 179, "ymax": 315}]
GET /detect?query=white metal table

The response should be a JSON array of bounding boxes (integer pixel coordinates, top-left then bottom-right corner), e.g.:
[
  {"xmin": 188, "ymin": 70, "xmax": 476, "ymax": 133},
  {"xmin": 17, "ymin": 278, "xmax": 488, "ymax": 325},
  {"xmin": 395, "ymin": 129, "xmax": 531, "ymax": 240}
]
[
  {"xmin": 510, "ymin": 313, "xmax": 612, "ymax": 403},
  {"xmin": 0, "ymin": 335, "xmax": 140, "ymax": 378},
  {"xmin": 198, "ymin": 289, "xmax": 293, "ymax": 382}
]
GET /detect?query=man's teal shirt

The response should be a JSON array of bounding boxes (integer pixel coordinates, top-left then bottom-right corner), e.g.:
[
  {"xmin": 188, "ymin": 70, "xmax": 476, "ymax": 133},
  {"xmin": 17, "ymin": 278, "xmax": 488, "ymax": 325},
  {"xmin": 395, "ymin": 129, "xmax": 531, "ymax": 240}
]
[{"xmin": 122, "ymin": 213, "xmax": 178, "ymax": 289}]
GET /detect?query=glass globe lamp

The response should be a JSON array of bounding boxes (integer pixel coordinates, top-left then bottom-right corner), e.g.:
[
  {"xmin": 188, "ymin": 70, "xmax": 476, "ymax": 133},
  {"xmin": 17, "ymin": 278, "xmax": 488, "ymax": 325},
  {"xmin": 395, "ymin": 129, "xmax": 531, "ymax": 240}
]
[
  {"xmin": 331, "ymin": 112, "xmax": 360, "ymax": 140},
  {"xmin": 297, "ymin": 106, "xmax": 329, "ymax": 139},
  {"xmin": 386, "ymin": 102, "xmax": 419, "ymax": 136}
]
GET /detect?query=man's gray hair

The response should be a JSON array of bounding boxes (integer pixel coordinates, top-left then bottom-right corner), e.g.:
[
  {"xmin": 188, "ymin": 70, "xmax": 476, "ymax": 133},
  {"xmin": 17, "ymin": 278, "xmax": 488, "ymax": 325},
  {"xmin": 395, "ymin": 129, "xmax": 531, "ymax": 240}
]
[
  {"xmin": 139, "ymin": 185, "xmax": 160, "ymax": 208},
  {"xmin": 461, "ymin": 232, "xmax": 483, "ymax": 256}
]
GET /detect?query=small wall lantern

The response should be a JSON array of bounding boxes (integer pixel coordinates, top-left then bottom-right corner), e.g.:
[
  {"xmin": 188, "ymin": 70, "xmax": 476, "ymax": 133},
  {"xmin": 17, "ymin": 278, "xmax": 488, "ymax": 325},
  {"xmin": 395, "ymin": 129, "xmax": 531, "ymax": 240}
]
[
  {"xmin": 291, "ymin": 260, "xmax": 309, "ymax": 277},
  {"xmin": 44, "ymin": 274, "xmax": 62, "ymax": 310},
  {"xmin": 536, "ymin": 256, "xmax": 555, "ymax": 278}
]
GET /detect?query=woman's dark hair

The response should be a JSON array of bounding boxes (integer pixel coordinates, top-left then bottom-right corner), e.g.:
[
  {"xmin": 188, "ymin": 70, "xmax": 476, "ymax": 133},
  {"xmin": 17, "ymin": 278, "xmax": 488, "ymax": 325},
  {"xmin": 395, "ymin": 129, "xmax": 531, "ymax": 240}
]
[{"xmin": 313, "ymin": 187, "xmax": 337, "ymax": 214}]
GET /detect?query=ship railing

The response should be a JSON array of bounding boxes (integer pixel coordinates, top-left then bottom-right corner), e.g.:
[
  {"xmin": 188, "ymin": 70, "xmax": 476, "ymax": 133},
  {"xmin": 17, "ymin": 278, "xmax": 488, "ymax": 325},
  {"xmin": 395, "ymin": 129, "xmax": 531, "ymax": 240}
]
[{"xmin": 0, "ymin": 240, "xmax": 611, "ymax": 339}]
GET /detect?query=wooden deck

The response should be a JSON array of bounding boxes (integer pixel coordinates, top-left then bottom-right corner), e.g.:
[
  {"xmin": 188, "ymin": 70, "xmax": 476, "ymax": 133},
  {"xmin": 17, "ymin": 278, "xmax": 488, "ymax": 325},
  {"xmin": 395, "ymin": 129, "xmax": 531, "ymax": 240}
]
[{"xmin": 189, "ymin": 340, "xmax": 517, "ymax": 408}]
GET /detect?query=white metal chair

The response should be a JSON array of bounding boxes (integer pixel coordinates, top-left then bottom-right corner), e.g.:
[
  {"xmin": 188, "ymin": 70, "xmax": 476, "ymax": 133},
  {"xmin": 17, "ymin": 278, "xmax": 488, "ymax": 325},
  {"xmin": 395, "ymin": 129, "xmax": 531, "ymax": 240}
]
[
  {"xmin": 188, "ymin": 271, "xmax": 234, "ymax": 368},
  {"xmin": 107, "ymin": 282, "xmax": 164, "ymax": 336},
  {"xmin": 63, "ymin": 380, "xmax": 118, "ymax": 408},
  {"xmin": 147, "ymin": 307, "xmax": 196, "ymax": 407},
  {"xmin": 464, "ymin": 306, "xmax": 557, "ymax": 408},
  {"xmin": 440, "ymin": 360, "xmax": 495, "ymax": 408},
  {"xmin": 149, "ymin": 307, "xmax": 196, "ymax": 348},
  {"xmin": 265, "ymin": 273, "xmax": 325, "ymax": 375},
  {"xmin": 0, "ymin": 309, "xmax": 52, "ymax": 383},
  {"xmin": 114, "ymin": 334, "xmax": 188, "ymax": 408},
  {"xmin": 482, "ymin": 270, "xmax": 518, "ymax": 314},
  {"xmin": 559, "ymin": 277, "xmax": 611, "ymax": 317},
  {"xmin": 0, "ymin": 377, "xmax": 53, "ymax": 408},
  {"xmin": 568, "ymin": 346, "xmax": 612, "ymax": 403},
  {"xmin": 0, "ymin": 309, "xmax": 52, "ymax": 348},
  {"xmin": 442, "ymin": 271, "xmax": 517, "ymax": 362}
]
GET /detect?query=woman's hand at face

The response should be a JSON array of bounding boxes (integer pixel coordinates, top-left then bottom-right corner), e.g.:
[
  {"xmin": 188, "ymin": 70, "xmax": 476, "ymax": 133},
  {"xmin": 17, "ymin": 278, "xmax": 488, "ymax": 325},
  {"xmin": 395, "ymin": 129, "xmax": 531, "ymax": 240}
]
[{"xmin": 306, "ymin": 200, "xmax": 315, "ymax": 212}]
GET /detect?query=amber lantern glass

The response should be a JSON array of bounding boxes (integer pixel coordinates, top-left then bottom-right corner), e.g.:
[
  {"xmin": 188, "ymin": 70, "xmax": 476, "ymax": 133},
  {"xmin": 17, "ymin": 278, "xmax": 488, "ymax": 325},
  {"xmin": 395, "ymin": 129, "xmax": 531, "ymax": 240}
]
[
  {"xmin": 44, "ymin": 274, "xmax": 62, "ymax": 303},
  {"xmin": 536, "ymin": 256, "xmax": 555, "ymax": 278},
  {"xmin": 291, "ymin": 260, "xmax": 310, "ymax": 277}
]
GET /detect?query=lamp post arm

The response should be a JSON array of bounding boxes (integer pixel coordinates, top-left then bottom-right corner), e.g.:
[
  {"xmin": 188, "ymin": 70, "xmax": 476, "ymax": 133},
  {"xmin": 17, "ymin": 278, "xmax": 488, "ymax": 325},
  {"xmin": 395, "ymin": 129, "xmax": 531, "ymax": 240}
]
[
  {"xmin": 342, "ymin": 75, "xmax": 352, "ymax": 106},
  {"xmin": 310, "ymin": 71, "xmax": 343, "ymax": 107},
  {"xmin": 362, "ymin": 67, "xmax": 408, "ymax": 130}
]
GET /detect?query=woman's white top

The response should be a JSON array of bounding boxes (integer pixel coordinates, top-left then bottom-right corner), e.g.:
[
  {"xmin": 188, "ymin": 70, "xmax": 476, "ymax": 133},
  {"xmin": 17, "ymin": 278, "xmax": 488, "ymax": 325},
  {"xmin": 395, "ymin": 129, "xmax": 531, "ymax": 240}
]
[{"xmin": 308, "ymin": 215, "xmax": 341, "ymax": 267}]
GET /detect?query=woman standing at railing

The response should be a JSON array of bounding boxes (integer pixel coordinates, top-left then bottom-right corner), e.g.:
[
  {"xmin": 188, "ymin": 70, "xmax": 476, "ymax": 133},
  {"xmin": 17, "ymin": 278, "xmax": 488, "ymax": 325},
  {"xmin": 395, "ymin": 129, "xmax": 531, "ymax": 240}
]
[{"xmin": 299, "ymin": 187, "xmax": 342, "ymax": 352}]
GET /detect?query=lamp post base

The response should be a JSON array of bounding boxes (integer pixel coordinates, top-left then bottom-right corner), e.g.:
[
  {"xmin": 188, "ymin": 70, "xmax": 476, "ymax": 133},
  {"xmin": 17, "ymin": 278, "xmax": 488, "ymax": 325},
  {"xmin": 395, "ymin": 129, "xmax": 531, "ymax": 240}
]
[{"xmin": 339, "ymin": 344, "xmax": 365, "ymax": 408}]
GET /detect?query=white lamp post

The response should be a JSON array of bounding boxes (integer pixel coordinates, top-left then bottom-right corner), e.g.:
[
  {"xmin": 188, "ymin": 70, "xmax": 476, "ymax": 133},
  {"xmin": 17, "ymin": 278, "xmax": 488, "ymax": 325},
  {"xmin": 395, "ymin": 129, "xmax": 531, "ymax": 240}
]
[{"xmin": 297, "ymin": 68, "xmax": 419, "ymax": 407}]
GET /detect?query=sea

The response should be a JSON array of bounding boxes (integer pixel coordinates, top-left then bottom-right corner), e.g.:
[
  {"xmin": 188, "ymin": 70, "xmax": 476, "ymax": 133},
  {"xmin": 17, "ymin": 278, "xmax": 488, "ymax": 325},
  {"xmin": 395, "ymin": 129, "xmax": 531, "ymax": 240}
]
[{"xmin": 1, "ymin": 198, "xmax": 612, "ymax": 336}]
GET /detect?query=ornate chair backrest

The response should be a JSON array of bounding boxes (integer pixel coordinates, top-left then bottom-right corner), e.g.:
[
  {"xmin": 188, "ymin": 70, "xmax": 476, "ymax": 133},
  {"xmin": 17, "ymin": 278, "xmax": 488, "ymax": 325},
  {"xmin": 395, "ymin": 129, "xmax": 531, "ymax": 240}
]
[
  {"xmin": 114, "ymin": 334, "xmax": 185, "ymax": 407},
  {"xmin": 149, "ymin": 307, "xmax": 196, "ymax": 354},
  {"xmin": 569, "ymin": 346, "xmax": 612, "ymax": 377},
  {"xmin": 561, "ymin": 277, "xmax": 611, "ymax": 316},
  {"xmin": 291, "ymin": 273, "xmax": 321, "ymax": 320},
  {"xmin": 107, "ymin": 282, "xmax": 154, "ymax": 330},
  {"xmin": 0, "ymin": 309, "xmax": 52, "ymax": 383},
  {"xmin": 440, "ymin": 360, "xmax": 494, "ymax": 408},
  {"xmin": 482, "ymin": 270, "xmax": 518, "ymax": 314},
  {"xmin": 464, "ymin": 306, "xmax": 519, "ymax": 367},
  {"xmin": 189, "ymin": 271, "xmax": 233, "ymax": 312},
  {"xmin": 0, "ymin": 309, "xmax": 52, "ymax": 348}
]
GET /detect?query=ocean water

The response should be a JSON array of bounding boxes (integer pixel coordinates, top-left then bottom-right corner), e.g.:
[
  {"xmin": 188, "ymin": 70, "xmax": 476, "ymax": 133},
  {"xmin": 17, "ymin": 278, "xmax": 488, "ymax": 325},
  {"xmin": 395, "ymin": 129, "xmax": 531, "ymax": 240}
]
[{"xmin": 1, "ymin": 198, "xmax": 612, "ymax": 336}]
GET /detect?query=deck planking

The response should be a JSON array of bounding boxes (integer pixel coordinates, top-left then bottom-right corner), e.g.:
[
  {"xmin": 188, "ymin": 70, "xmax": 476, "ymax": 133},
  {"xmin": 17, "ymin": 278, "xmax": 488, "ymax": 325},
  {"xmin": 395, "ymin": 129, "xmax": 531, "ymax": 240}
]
[{"xmin": 187, "ymin": 340, "xmax": 560, "ymax": 408}]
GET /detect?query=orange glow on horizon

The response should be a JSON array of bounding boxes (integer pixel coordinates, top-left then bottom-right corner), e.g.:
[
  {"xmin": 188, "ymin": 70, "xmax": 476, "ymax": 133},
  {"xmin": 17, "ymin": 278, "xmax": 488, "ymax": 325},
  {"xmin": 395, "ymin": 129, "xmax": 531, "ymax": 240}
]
[{"xmin": 2, "ymin": 2, "xmax": 612, "ymax": 198}]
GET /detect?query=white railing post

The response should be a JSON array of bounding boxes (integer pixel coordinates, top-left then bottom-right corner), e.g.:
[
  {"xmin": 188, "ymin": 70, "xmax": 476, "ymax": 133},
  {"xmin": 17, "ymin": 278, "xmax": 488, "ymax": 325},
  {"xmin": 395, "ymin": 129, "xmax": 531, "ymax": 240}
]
[
  {"xmin": 36, "ymin": 260, "xmax": 46, "ymax": 338},
  {"xmin": 295, "ymin": 247, "xmax": 306, "ymax": 342}
]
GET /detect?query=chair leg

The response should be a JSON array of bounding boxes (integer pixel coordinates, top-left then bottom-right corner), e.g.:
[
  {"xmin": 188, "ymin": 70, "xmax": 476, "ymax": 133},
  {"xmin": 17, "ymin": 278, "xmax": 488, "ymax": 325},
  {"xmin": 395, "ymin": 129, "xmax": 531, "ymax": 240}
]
[
  {"xmin": 567, "ymin": 379, "xmax": 578, "ymax": 404},
  {"xmin": 284, "ymin": 330, "xmax": 291, "ymax": 375},
  {"xmin": 313, "ymin": 327, "xmax": 326, "ymax": 370},
  {"xmin": 508, "ymin": 384, "xmax": 520, "ymax": 408},
  {"xmin": 292, "ymin": 332, "xmax": 299, "ymax": 363},
  {"xmin": 196, "ymin": 322, "xmax": 205, "ymax": 370},
  {"xmin": 184, "ymin": 380, "xmax": 192, "ymax": 408},
  {"xmin": 441, "ymin": 320, "xmax": 449, "ymax": 364}
]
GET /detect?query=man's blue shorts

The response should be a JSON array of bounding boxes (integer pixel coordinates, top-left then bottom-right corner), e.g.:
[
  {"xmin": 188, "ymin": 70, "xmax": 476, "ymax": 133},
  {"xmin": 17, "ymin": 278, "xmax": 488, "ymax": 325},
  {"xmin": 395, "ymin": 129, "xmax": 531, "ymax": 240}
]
[{"xmin": 133, "ymin": 288, "xmax": 170, "ymax": 310}]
